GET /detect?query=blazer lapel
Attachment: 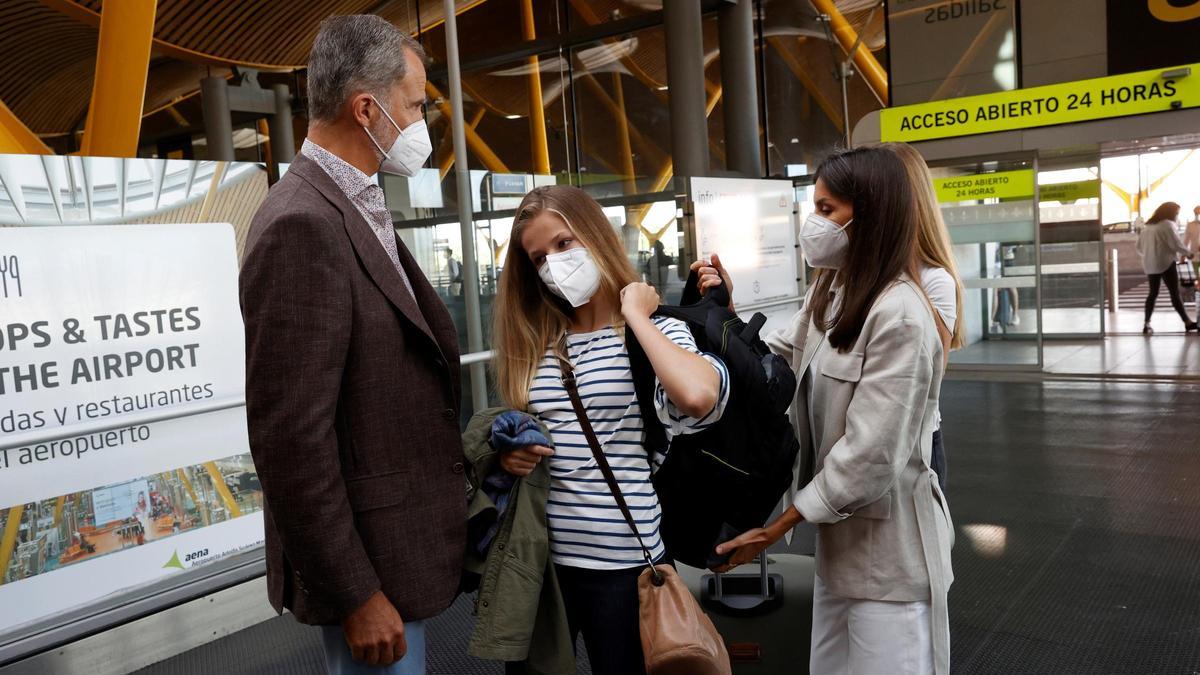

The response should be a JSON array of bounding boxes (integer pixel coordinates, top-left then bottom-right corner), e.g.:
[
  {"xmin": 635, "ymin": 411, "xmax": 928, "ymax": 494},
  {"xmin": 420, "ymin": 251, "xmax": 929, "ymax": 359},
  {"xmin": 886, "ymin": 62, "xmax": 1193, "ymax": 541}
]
[
  {"xmin": 291, "ymin": 155, "xmax": 438, "ymax": 347},
  {"xmin": 797, "ymin": 319, "xmax": 824, "ymax": 380}
]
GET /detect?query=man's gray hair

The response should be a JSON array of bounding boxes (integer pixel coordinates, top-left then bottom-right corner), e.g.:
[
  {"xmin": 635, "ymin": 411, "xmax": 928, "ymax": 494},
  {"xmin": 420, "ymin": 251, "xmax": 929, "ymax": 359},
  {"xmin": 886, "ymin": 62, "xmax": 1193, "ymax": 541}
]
[{"xmin": 307, "ymin": 15, "xmax": 426, "ymax": 122}]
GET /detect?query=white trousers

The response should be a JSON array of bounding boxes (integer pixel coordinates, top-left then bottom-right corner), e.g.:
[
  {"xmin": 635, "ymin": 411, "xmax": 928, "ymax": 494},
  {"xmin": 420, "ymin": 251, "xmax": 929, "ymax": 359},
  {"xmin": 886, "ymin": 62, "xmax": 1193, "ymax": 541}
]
[{"xmin": 810, "ymin": 575, "xmax": 934, "ymax": 675}]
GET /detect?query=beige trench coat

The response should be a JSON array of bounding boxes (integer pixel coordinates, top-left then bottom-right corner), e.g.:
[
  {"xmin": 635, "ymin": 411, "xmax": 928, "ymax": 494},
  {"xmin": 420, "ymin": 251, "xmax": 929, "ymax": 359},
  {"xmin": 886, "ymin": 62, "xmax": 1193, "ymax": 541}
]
[{"xmin": 767, "ymin": 276, "xmax": 954, "ymax": 674}]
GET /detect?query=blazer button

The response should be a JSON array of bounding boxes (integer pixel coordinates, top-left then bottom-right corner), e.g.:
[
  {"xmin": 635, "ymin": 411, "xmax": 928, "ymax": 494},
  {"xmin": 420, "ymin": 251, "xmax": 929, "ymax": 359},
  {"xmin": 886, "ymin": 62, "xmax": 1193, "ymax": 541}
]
[
  {"xmin": 442, "ymin": 408, "xmax": 456, "ymax": 421},
  {"xmin": 452, "ymin": 462, "xmax": 465, "ymax": 475}
]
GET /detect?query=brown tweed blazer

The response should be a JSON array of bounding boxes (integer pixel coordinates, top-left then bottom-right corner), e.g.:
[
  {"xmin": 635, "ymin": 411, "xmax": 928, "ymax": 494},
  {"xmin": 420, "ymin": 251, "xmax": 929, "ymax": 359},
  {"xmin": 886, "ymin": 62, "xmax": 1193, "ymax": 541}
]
[{"xmin": 240, "ymin": 153, "xmax": 466, "ymax": 625}]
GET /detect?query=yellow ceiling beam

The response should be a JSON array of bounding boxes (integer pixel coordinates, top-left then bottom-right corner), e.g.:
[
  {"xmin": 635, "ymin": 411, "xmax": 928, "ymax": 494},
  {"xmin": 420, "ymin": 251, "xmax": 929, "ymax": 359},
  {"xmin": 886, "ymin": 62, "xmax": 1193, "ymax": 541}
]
[
  {"xmin": 520, "ymin": 0, "xmax": 551, "ymax": 174},
  {"xmin": 809, "ymin": 0, "xmax": 889, "ymax": 104},
  {"xmin": 427, "ymin": 81, "xmax": 510, "ymax": 173},
  {"xmin": 439, "ymin": 107, "xmax": 487, "ymax": 180},
  {"xmin": 80, "ymin": 0, "xmax": 157, "ymax": 158},
  {"xmin": 0, "ymin": 98, "xmax": 52, "ymax": 155}
]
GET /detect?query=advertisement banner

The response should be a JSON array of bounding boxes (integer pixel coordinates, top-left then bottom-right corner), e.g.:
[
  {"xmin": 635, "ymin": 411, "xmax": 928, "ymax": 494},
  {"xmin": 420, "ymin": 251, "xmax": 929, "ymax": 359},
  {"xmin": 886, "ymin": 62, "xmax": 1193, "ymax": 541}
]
[
  {"xmin": 0, "ymin": 224, "xmax": 263, "ymax": 634},
  {"xmin": 880, "ymin": 61, "xmax": 1200, "ymax": 142}
]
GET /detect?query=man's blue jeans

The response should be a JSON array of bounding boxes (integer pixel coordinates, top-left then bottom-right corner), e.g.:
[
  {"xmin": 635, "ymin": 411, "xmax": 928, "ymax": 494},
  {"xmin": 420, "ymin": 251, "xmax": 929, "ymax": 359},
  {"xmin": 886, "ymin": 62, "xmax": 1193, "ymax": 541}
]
[{"xmin": 320, "ymin": 620, "xmax": 426, "ymax": 675}]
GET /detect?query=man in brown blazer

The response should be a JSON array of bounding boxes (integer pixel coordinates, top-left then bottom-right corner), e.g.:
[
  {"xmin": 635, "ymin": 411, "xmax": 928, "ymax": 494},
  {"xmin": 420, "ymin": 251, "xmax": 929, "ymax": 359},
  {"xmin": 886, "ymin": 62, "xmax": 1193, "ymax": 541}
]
[{"xmin": 239, "ymin": 15, "xmax": 465, "ymax": 674}]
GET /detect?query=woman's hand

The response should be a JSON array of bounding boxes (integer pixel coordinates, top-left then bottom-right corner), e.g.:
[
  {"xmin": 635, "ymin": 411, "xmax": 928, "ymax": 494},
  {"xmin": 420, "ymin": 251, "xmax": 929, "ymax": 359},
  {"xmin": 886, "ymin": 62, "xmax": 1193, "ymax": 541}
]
[
  {"xmin": 689, "ymin": 253, "xmax": 734, "ymax": 309},
  {"xmin": 499, "ymin": 445, "xmax": 554, "ymax": 477},
  {"xmin": 711, "ymin": 527, "xmax": 779, "ymax": 573},
  {"xmin": 620, "ymin": 282, "xmax": 661, "ymax": 322},
  {"xmin": 711, "ymin": 505, "xmax": 803, "ymax": 572}
]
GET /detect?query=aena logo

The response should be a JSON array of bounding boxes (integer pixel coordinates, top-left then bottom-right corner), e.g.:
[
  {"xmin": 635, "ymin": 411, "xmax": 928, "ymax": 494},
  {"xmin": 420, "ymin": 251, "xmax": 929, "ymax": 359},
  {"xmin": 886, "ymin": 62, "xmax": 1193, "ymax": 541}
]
[{"xmin": 1148, "ymin": 0, "xmax": 1200, "ymax": 22}]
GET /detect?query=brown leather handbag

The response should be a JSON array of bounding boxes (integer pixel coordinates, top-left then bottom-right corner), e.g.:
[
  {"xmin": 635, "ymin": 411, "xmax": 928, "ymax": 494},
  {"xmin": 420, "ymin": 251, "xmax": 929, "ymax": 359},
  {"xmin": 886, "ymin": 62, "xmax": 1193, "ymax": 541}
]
[{"xmin": 558, "ymin": 350, "xmax": 731, "ymax": 675}]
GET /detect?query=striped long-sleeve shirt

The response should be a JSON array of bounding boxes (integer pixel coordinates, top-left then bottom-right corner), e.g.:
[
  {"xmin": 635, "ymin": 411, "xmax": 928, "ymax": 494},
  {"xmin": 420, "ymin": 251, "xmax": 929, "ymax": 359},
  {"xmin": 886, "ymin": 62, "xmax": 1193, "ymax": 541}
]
[{"xmin": 528, "ymin": 316, "xmax": 730, "ymax": 570}]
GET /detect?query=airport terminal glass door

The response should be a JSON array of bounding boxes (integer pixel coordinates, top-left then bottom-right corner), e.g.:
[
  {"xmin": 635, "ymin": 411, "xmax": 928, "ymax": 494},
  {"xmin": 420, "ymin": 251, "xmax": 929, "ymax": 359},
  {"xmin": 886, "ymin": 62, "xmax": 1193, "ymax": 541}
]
[
  {"xmin": 1037, "ymin": 156, "xmax": 1104, "ymax": 338},
  {"xmin": 931, "ymin": 155, "xmax": 1043, "ymax": 370}
]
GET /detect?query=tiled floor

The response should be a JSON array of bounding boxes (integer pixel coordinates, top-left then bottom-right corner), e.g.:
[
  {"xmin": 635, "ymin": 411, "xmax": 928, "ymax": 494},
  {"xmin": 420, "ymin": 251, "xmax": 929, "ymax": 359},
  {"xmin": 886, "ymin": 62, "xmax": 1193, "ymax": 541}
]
[
  {"xmin": 1045, "ymin": 336, "xmax": 1200, "ymax": 377},
  {"xmin": 942, "ymin": 380, "xmax": 1200, "ymax": 674},
  {"xmin": 134, "ymin": 380, "xmax": 1200, "ymax": 675},
  {"xmin": 953, "ymin": 307, "xmax": 1200, "ymax": 376}
]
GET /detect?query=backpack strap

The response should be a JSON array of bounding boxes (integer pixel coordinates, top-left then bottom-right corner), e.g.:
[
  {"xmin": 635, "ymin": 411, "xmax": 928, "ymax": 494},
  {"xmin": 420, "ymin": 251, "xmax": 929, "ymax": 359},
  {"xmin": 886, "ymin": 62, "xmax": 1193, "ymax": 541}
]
[{"xmin": 626, "ymin": 328, "xmax": 668, "ymax": 456}]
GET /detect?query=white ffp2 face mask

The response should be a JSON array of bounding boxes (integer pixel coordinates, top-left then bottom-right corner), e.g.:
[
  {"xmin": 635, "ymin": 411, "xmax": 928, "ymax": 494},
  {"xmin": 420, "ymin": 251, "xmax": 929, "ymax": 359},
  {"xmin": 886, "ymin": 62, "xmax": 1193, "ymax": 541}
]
[
  {"xmin": 537, "ymin": 247, "xmax": 602, "ymax": 308},
  {"xmin": 364, "ymin": 95, "xmax": 433, "ymax": 177},
  {"xmin": 799, "ymin": 213, "xmax": 852, "ymax": 269}
]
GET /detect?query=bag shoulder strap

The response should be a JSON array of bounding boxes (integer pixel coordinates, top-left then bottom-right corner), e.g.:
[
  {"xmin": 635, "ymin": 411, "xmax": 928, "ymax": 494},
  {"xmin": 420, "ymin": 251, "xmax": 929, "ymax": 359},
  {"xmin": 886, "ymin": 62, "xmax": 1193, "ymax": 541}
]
[{"xmin": 556, "ymin": 337, "xmax": 661, "ymax": 580}]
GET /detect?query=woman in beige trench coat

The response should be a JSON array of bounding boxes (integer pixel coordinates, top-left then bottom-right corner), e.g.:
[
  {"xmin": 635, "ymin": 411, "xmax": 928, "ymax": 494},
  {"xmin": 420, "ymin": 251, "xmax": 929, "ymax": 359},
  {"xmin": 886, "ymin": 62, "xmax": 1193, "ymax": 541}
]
[{"xmin": 694, "ymin": 147, "xmax": 954, "ymax": 675}]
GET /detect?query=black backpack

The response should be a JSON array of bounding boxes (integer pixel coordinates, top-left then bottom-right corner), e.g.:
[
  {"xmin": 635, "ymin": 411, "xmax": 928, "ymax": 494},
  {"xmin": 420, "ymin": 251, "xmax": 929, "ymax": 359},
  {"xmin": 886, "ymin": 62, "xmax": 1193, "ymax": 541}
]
[{"xmin": 627, "ymin": 273, "xmax": 800, "ymax": 569}]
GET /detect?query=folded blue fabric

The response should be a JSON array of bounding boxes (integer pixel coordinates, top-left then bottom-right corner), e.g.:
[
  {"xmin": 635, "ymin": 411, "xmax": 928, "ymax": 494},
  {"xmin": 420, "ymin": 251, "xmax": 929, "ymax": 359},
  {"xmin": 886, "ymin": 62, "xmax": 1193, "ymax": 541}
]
[
  {"xmin": 475, "ymin": 411, "xmax": 553, "ymax": 554},
  {"xmin": 490, "ymin": 410, "xmax": 552, "ymax": 452}
]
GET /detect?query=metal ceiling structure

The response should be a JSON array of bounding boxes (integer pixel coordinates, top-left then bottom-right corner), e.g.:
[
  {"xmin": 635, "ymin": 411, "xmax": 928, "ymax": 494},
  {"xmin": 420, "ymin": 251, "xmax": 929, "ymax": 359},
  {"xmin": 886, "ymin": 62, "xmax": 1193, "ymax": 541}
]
[{"xmin": 0, "ymin": 0, "xmax": 887, "ymax": 178}]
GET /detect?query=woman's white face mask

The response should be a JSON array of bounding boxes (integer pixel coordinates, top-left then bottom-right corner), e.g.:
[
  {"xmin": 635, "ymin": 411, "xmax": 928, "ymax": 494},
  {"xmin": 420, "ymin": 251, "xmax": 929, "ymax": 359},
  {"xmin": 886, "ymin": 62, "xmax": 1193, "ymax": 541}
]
[
  {"xmin": 537, "ymin": 247, "xmax": 601, "ymax": 308},
  {"xmin": 799, "ymin": 213, "xmax": 852, "ymax": 269}
]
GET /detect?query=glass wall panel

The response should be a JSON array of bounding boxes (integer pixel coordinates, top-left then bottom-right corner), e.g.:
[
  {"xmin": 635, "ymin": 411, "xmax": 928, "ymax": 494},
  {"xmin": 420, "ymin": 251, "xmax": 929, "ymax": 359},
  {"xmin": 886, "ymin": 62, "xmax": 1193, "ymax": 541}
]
[
  {"xmin": 568, "ymin": 24, "xmax": 671, "ymax": 197},
  {"xmin": 425, "ymin": 48, "xmax": 573, "ymax": 210},
  {"xmin": 760, "ymin": 2, "xmax": 886, "ymax": 177},
  {"xmin": 1037, "ymin": 161, "xmax": 1103, "ymax": 337},
  {"xmin": 932, "ymin": 156, "xmax": 1042, "ymax": 369},
  {"xmin": 1099, "ymin": 147, "xmax": 1200, "ymax": 334},
  {"xmin": 418, "ymin": 0, "xmax": 565, "ymax": 65}
]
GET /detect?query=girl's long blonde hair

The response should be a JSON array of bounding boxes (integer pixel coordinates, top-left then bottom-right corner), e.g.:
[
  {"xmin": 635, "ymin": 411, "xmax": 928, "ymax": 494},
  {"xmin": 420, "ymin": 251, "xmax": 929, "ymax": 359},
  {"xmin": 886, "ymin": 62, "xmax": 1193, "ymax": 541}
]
[
  {"xmin": 885, "ymin": 142, "xmax": 967, "ymax": 349},
  {"xmin": 492, "ymin": 185, "xmax": 638, "ymax": 410}
]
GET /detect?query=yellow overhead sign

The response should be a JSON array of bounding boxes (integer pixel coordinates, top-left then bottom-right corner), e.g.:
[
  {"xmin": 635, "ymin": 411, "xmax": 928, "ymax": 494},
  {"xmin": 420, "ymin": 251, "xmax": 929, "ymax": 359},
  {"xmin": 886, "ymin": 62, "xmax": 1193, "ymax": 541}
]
[
  {"xmin": 881, "ymin": 62, "xmax": 1200, "ymax": 142},
  {"xmin": 934, "ymin": 169, "xmax": 1034, "ymax": 203},
  {"xmin": 1038, "ymin": 179, "xmax": 1101, "ymax": 203}
]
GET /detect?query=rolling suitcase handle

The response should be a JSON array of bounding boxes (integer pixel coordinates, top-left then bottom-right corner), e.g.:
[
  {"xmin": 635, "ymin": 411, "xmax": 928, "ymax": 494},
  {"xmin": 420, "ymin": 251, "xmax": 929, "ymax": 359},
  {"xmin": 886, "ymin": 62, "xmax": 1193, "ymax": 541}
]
[{"xmin": 702, "ymin": 555, "xmax": 784, "ymax": 617}]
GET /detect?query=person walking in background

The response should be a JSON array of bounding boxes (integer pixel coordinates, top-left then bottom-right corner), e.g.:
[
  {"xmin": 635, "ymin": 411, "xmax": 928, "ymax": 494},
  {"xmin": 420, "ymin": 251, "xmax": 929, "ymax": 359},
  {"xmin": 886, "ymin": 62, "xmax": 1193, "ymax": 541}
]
[
  {"xmin": 887, "ymin": 142, "xmax": 965, "ymax": 495},
  {"xmin": 1136, "ymin": 202, "xmax": 1197, "ymax": 334},
  {"xmin": 240, "ymin": 16, "xmax": 465, "ymax": 675},
  {"xmin": 444, "ymin": 247, "xmax": 464, "ymax": 298},
  {"xmin": 1185, "ymin": 206, "xmax": 1200, "ymax": 309}
]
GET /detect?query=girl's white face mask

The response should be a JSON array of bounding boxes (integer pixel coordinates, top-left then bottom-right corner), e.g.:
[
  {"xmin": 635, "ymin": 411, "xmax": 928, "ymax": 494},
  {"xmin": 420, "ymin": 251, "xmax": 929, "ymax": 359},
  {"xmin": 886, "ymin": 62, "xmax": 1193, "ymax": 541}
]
[
  {"xmin": 537, "ymin": 247, "xmax": 602, "ymax": 308},
  {"xmin": 799, "ymin": 213, "xmax": 852, "ymax": 269}
]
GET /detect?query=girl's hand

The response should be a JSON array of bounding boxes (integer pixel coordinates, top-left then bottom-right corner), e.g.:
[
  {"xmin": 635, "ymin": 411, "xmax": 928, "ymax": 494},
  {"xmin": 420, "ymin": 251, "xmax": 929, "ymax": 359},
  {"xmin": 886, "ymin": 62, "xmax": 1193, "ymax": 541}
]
[
  {"xmin": 499, "ymin": 445, "xmax": 554, "ymax": 477},
  {"xmin": 689, "ymin": 253, "xmax": 734, "ymax": 309},
  {"xmin": 620, "ymin": 282, "xmax": 660, "ymax": 321}
]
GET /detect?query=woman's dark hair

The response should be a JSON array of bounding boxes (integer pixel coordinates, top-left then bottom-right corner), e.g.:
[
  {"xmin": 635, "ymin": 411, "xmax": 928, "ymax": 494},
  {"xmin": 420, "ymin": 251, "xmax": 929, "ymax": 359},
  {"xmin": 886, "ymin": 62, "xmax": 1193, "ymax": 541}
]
[
  {"xmin": 1148, "ymin": 201, "xmax": 1180, "ymax": 224},
  {"xmin": 807, "ymin": 147, "xmax": 918, "ymax": 352}
]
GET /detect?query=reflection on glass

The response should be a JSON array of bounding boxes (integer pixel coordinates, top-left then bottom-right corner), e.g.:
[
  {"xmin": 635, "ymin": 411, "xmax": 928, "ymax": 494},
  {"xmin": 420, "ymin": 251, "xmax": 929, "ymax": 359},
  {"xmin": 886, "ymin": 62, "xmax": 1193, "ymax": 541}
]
[
  {"xmin": 762, "ymin": 2, "xmax": 886, "ymax": 176},
  {"xmin": 570, "ymin": 25, "xmax": 671, "ymax": 197}
]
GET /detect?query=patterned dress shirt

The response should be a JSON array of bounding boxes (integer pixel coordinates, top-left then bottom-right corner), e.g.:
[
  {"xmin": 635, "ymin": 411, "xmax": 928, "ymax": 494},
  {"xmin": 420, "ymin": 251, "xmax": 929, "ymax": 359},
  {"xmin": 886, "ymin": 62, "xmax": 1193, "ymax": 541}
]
[{"xmin": 301, "ymin": 138, "xmax": 415, "ymax": 298}]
